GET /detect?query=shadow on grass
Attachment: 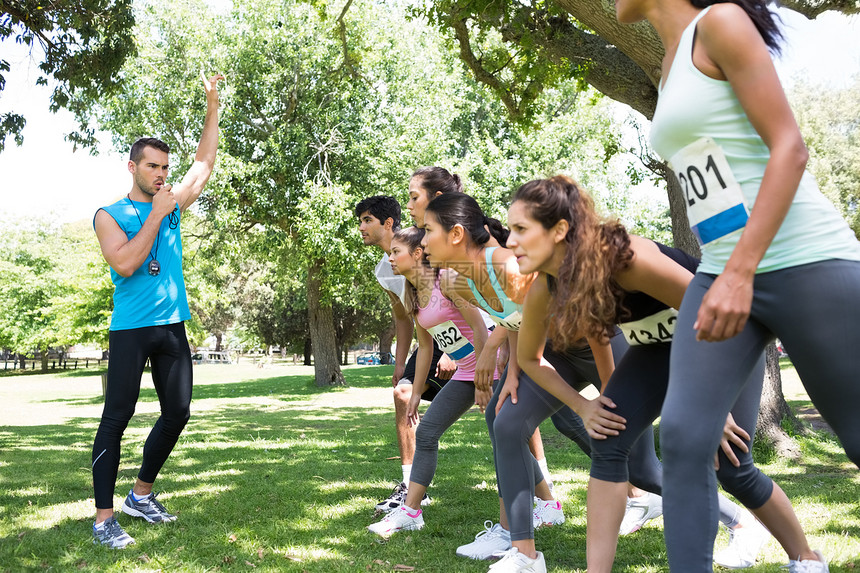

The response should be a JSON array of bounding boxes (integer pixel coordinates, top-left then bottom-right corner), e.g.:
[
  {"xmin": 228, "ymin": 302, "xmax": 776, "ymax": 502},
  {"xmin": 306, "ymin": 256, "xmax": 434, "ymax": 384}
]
[
  {"xmin": 2, "ymin": 377, "xmax": 858, "ymax": 572},
  {"xmin": 40, "ymin": 366, "xmax": 395, "ymax": 408}
]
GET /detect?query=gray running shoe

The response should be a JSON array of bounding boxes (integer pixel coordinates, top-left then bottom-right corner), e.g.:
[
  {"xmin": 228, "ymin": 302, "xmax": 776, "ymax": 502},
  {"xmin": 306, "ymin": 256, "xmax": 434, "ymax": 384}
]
[
  {"xmin": 121, "ymin": 491, "xmax": 177, "ymax": 523},
  {"xmin": 92, "ymin": 516, "xmax": 135, "ymax": 549}
]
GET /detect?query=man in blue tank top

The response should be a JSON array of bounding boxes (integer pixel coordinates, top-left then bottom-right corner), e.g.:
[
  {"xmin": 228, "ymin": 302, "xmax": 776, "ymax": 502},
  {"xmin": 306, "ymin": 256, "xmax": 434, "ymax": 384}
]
[{"xmin": 90, "ymin": 73, "xmax": 223, "ymax": 549}]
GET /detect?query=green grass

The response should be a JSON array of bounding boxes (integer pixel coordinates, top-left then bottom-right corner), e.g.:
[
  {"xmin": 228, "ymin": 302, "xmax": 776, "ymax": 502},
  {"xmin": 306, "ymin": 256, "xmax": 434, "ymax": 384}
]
[{"xmin": 0, "ymin": 364, "xmax": 858, "ymax": 572}]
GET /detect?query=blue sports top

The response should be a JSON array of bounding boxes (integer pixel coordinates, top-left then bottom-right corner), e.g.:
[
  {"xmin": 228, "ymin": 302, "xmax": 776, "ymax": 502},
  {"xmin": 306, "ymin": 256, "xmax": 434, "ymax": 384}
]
[
  {"xmin": 650, "ymin": 7, "xmax": 860, "ymax": 274},
  {"xmin": 466, "ymin": 247, "xmax": 523, "ymax": 331},
  {"xmin": 96, "ymin": 197, "xmax": 190, "ymax": 331}
]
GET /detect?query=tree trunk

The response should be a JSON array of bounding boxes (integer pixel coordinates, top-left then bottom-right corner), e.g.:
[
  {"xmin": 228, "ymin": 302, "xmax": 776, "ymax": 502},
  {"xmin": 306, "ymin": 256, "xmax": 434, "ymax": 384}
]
[
  {"xmin": 303, "ymin": 337, "xmax": 312, "ymax": 366},
  {"xmin": 757, "ymin": 344, "xmax": 802, "ymax": 457},
  {"xmin": 41, "ymin": 349, "xmax": 49, "ymax": 372},
  {"xmin": 378, "ymin": 319, "xmax": 396, "ymax": 365},
  {"xmin": 306, "ymin": 259, "xmax": 345, "ymax": 386},
  {"xmin": 214, "ymin": 332, "xmax": 223, "ymax": 352}
]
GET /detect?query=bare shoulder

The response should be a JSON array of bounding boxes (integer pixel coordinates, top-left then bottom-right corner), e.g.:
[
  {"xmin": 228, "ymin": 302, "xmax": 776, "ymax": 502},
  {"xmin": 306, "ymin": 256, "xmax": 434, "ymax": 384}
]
[
  {"xmin": 697, "ymin": 3, "xmax": 762, "ymax": 48},
  {"xmin": 492, "ymin": 247, "xmax": 535, "ymax": 304}
]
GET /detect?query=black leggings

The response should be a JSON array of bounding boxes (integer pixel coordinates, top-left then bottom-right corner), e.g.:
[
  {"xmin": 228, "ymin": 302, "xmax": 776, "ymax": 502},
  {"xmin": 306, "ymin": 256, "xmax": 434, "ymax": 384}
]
[{"xmin": 92, "ymin": 323, "xmax": 193, "ymax": 509}]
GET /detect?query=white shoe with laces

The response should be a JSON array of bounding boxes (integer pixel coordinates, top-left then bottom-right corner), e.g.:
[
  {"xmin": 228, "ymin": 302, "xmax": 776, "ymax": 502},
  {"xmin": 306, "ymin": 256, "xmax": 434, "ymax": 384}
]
[
  {"xmin": 618, "ymin": 492, "xmax": 662, "ymax": 535},
  {"xmin": 713, "ymin": 516, "xmax": 770, "ymax": 569},
  {"xmin": 367, "ymin": 505, "xmax": 424, "ymax": 537},
  {"xmin": 787, "ymin": 550, "xmax": 829, "ymax": 573},
  {"xmin": 532, "ymin": 497, "xmax": 565, "ymax": 528},
  {"xmin": 488, "ymin": 548, "xmax": 547, "ymax": 573},
  {"xmin": 456, "ymin": 520, "xmax": 511, "ymax": 560}
]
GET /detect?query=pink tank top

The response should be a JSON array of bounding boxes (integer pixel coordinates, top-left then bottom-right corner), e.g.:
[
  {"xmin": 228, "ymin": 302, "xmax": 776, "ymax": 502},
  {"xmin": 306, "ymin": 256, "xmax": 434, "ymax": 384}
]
[{"xmin": 416, "ymin": 279, "xmax": 496, "ymax": 381}]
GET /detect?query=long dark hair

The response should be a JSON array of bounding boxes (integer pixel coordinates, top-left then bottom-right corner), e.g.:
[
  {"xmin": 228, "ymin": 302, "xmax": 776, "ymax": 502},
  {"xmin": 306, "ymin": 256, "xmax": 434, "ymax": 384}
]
[
  {"xmin": 512, "ymin": 175, "xmax": 633, "ymax": 346},
  {"xmin": 411, "ymin": 166, "xmax": 464, "ymax": 199},
  {"xmin": 424, "ymin": 193, "xmax": 509, "ymax": 248},
  {"xmin": 391, "ymin": 226, "xmax": 436, "ymax": 315},
  {"xmin": 692, "ymin": 0, "xmax": 783, "ymax": 54}
]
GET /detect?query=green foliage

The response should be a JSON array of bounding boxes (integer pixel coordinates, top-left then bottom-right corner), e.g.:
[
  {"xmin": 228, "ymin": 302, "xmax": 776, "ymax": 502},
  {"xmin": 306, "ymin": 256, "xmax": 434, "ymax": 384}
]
[
  {"xmin": 790, "ymin": 75, "xmax": 860, "ymax": 238},
  {"xmin": 0, "ymin": 218, "xmax": 111, "ymax": 358},
  {"xmin": 0, "ymin": 0, "xmax": 136, "ymax": 151}
]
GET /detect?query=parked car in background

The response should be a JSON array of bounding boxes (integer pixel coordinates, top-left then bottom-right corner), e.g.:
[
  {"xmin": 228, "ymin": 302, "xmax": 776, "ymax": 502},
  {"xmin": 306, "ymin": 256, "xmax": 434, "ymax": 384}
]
[
  {"xmin": 775, "ymin": 340, "xmax": 788, "ymax": 358},
  {"xmin": 356, "ymin": 352, "xmax": 382, "ymax": 365},
  {"xmin": 192, "ymin": 350, "xmax": 232, "ymax": 365}
]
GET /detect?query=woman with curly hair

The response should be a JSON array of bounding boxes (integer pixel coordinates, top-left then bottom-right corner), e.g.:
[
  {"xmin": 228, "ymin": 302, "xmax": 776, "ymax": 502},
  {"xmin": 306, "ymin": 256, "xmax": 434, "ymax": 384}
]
[{"xmin": 510, "ymin": 175, "xmax": 820, "ymax": 572}]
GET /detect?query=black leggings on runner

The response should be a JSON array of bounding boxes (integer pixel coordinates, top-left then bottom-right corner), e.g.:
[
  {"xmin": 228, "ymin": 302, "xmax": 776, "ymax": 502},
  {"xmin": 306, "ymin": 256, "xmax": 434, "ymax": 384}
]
[
  {"xmin": 487, "ymin": 336, "xmax": 665, "ymax": 542},
  {"xmin": 662, "ymin": 259, "xmax": 860, "ymax": 571},
  {"xmin": 92, "ymin": 323, "xmax": 193, "ymax": 509}
]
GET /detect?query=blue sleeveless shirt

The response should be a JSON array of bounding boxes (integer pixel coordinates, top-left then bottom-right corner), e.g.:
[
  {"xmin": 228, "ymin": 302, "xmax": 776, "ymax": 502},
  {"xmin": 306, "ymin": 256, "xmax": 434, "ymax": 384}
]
[{"xmin": 96, "ymin": 197, "xmax": 190, "ymax": 331}]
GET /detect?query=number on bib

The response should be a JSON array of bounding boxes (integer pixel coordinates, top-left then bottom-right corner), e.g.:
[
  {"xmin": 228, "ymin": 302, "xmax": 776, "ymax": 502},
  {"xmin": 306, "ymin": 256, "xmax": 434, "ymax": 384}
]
[
  {"xmin": 619, "ymin": 308, "xmax": 678, "ymax": 346},
  {"xmin": 427, "ymin": 320, "xmax": 474, "ymax": 360},
  {"xmin": 670, "ymin": 137, "xmax": 749, "ymax": 246}
]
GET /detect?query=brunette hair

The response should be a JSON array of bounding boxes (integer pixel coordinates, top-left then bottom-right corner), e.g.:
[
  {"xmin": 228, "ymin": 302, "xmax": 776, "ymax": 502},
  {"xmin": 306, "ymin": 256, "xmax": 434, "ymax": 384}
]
[
  {"xmin": 391, "ymin": 226, "xmax": 435, "ymax": 315},
  {"xmin": 424, "ymin": 193, "xmax": 509, "ymax": 248},
  {"xmin": 692, "ymin": 0, "xmax": 783, "ymax": 53},
  {"xmin": 411, "ymin": 166, "xmax": 464, "ymax": 199},
  {"xmin": 512, "ymin": 175, "xmax": 633, "ymax": 347},
  {"xmin": 130, "ymin": 137, "xmax": 170, "ymax": 163},
  {"xmin": 354, "ymin": 195, "xmax": 402, "ymax": 231}
]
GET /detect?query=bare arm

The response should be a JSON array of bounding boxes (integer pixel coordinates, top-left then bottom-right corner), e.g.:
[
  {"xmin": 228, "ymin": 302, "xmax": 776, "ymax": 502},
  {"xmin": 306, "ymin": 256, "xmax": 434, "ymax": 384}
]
[
  {"xmin": 173, "ymin": 73, "xmax": 224, "ymax": 212},
  {"xmin": 406, "ymin": 324, "xmax": 434, "ymax": 425},
  {"xmin": 614, "ymin": 236, "xmax": 693, "ymax": 311},
  {"xmin": 693, "ymin": 5, "xmax": 808, "ymax": 341},
  {"xmin": 94, "ymin": 190, "xmax": 177, "ymax": 277},
  {"xmin": 388, "ymin": 291, "xmax": 414, "ymax": 386}
]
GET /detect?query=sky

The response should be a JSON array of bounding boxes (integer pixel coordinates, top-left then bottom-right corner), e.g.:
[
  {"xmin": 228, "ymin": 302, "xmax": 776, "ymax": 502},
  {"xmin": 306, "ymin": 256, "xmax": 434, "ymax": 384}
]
[{"xmin": 0, "ymin": 8, "xmax": 858, "ymax": 225}]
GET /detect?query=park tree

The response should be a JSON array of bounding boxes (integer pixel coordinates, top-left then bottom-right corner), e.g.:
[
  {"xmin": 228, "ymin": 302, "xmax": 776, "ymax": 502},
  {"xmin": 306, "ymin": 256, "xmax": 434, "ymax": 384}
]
[
  {"xmin": 0, "ymin": 218, "xmax": 110, "ymax": 369},
  {"xmin": 0, "ymin": 0, "xmax": 136, "ymax": 152},
  {"xmin": 417, "ymin": 0, "xmax": 860, "ymax": 452},
  {"xmin": 790, "ymin": 74, "xmax": 860, "ymax": 238}
]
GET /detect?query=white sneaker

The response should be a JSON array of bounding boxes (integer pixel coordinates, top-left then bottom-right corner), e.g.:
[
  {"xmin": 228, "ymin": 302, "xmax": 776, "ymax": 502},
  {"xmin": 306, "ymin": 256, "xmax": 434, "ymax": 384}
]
[
  {"xmin": 456, "ymin": 521, "xmax": 512, "ymax": 560},
  {"xmin": 367, "ymin": 505, "xmax": 424, "ymax": 537},
  {"xmin": 618, "ymin": 492, "xmax": 662, "ymax": 535},
  {"xmin": 532, "ymin": 498, "xmax": 565, "ymax": 528},
  {"xmin": 713, "ymin": 517, "xmax": 770, "ymax": 568},
  {"xmin": 787, "ymin": 550, "xmax": 829, "ymax": 573},
  {"xmin": 488, "ymin": 548, "xmax": 547, "ymax": 573}
]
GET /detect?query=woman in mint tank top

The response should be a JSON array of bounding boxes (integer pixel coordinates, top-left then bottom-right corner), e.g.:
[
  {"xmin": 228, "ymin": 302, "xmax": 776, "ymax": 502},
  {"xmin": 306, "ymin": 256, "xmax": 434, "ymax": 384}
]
[{"xmin": 617, "ymin": 0, "xmax": 860, "ymax": 571}]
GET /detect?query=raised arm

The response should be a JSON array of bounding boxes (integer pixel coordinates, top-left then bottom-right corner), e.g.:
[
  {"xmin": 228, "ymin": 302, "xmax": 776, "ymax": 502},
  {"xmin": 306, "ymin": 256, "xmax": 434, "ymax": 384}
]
[{"xmin": 173, "ymin": 72, "xmax": 224, "ymax": 212}]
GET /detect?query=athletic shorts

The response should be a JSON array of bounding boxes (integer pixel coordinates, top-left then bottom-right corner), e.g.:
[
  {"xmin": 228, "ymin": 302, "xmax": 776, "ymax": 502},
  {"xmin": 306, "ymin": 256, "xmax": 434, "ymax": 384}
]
[{"xmin": 398, "ymin": 340, "xmax": 447, "ymax": 401}]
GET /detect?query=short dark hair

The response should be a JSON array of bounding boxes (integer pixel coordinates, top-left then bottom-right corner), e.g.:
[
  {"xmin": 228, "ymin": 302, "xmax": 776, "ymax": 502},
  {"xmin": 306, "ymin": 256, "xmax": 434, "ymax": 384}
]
[
  {"xmin": 354, "ymin": 195, "xmax": 401, "ymax": 231},
  {"xmin": 130, "ymin": 137, "xmax": 170, "ymax": 163}
]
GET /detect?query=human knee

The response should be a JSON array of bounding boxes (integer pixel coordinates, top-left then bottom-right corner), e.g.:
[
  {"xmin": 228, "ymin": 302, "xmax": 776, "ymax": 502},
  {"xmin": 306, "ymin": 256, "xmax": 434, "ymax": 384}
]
[
  {"xmin": 659, "ymin": 414, "xmax": 713, "ymax": 467},
  {"xmin": 716, "ymin": 464, "xmax": 772, "ymax": 508},
  {"xmin": 393, "ymin": 384, "xmax": 411, "ymax": 404},
  {"xmin": 414, "ymin": 423, "xmax": 440, "ymax": 453},
  {"xmin": 589, "ymin": 439, "xmax": 631, "ymax": 484},
  {"xmin": 492, "ymin": 408, "xmax": 528, "ymax": 444}
]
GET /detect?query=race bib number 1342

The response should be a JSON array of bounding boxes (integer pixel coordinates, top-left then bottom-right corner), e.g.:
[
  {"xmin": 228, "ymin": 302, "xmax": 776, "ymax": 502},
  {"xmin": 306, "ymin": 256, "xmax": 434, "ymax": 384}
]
[{"xmin": 670, "ymin": 137, "xmax": 749, "ymax": 246}]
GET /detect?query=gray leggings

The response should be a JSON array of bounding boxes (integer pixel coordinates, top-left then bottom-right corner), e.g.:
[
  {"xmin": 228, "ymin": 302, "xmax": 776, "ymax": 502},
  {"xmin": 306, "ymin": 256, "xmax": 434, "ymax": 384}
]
[
  {"xmin": 487, "ymin": 337, "xmax": 666, "ymax": 542},
  {"xmin": 662, "ymin": 259, "xmax": 860, "ymax": 572},
  {"xmin": 591, "ymin": 342, "xmax": 757, "ymax": 530},
  {"xmin": 410, "ymin": 379, "xmax": 492, "ymax": 487}
]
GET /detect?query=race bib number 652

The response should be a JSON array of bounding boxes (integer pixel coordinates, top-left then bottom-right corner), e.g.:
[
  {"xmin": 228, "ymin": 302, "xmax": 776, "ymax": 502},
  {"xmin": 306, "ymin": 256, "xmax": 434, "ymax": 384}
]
[
  {"xmin": 670, "ymin": 137, "xmax": 749, "ymax": 246},
  {"xmin": 427, "ymin": 320, "xmax": 474, "ymax": 360}
]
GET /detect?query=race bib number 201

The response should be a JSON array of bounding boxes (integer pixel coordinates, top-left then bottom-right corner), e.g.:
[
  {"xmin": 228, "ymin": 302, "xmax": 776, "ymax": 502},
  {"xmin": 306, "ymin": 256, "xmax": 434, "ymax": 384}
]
[{"xmin": 670, "ymin": 137, "xmax": 749, "ymax": 246}]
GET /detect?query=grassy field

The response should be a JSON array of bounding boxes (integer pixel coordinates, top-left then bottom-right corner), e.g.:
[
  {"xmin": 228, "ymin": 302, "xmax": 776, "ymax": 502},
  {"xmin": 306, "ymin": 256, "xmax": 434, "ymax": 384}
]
[{"xmin": 0, "ymin": 362, "xmax": 857, "ymax": 572}]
